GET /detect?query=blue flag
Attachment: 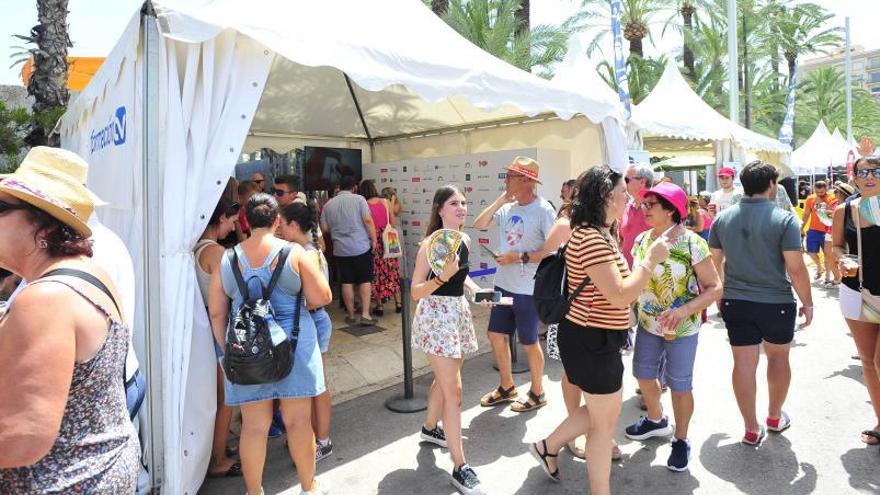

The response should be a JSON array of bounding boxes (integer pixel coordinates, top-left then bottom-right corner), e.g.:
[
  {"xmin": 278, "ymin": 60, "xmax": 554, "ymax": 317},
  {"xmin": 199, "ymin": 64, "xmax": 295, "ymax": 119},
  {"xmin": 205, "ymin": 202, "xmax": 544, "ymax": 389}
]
[
  {"xmin": 610, "ymin": 0, "xmax": 631, "ymax": 118},
  {"xmin": 778, "ymin": 66, "xmax": 797, "ymax": 146}
]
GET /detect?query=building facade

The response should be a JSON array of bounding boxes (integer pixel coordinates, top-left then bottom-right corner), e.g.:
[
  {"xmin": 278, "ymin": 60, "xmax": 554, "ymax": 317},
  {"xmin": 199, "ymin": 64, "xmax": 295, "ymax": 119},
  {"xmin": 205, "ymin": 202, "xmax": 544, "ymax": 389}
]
[{"xmin": 799, "ymin": 45, "xmax": 880, "ymax": 101}]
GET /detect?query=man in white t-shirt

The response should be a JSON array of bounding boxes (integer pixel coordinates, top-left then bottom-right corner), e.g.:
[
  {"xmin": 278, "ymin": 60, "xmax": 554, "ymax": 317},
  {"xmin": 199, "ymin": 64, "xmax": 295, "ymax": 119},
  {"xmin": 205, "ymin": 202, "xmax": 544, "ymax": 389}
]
[
  {"xmin": 708, "ymin": 167, "xmax": 743, "ymax": 219},
  {"xmin": 473, "ymin": 156, "xmax": 555, "ymax": 413}
]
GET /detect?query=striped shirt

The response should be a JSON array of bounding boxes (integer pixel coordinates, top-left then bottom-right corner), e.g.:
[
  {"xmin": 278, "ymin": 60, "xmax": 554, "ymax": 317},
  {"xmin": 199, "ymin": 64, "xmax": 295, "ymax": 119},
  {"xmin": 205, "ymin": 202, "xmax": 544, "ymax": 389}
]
[{"xmin": 564, "ymin": 227, "xmax": 632, "ymax": 330}]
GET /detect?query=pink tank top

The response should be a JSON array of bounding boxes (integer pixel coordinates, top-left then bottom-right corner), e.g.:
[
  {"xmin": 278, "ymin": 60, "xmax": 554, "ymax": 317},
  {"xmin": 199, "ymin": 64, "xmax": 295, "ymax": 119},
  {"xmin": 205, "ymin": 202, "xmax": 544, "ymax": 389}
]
[{"xmin": 369, "ymin": 200, "xmax": 388, "ymax": 232}]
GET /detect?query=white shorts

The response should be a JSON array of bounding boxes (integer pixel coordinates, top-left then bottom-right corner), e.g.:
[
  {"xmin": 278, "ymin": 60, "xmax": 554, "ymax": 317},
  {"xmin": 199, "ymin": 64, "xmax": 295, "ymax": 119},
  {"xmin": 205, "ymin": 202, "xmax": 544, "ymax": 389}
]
[{"xmin": 840, "ymin": 283, "xmax": 875, "ymax": 322}]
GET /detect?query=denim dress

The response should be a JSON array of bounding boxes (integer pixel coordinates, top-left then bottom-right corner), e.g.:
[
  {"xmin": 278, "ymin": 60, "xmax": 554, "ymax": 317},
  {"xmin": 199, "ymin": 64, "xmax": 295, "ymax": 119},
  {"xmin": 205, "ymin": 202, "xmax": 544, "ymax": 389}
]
[{"xmin": 219, "ymin": 243, "xmax": 325, "ymax": 405}]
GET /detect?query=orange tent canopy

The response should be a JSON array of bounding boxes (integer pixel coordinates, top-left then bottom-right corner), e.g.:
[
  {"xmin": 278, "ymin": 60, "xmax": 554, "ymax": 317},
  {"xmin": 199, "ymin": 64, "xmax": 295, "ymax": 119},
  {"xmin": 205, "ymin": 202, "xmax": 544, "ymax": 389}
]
[{"xmin": 20, "ymin": 57, "xmax": 105, "ymax": 92}]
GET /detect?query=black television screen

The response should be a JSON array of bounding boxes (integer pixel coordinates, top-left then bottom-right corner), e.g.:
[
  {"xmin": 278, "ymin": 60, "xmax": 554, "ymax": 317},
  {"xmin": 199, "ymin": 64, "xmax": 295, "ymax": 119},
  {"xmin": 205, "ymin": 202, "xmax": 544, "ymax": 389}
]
[{"xmin": 303, "ymin": 146, "xmax": 362, "ymax": 191}]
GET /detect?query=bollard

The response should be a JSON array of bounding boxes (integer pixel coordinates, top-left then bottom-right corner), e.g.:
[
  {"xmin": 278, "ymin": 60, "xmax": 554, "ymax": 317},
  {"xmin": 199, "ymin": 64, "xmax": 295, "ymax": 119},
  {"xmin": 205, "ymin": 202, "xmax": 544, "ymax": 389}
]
[{"xmin": 385, "ymin": 278, "xmax": 428, "ymax": 413}]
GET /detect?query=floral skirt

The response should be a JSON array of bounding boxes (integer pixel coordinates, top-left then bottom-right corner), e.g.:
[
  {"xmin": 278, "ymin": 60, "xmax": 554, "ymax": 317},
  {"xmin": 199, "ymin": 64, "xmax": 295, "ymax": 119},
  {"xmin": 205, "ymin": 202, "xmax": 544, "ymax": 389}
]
[
  {"xmin": 371, "ymin": 235, "xmax": 400, "ymax": 302},
  {"xmin": 412, "ymin": 295, "xmax": 479, "ymax": 358}
]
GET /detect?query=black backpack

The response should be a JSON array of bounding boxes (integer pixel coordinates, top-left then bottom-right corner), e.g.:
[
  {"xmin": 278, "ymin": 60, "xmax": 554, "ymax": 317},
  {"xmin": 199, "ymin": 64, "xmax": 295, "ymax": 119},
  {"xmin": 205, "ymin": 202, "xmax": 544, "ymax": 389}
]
[
  {"xmin": 533, "ymin": 243, "xmax": 591, "ymax": 325},
  {"xmin": 223, "ymin": 245, "xmax": 302, "ymax": 385}
]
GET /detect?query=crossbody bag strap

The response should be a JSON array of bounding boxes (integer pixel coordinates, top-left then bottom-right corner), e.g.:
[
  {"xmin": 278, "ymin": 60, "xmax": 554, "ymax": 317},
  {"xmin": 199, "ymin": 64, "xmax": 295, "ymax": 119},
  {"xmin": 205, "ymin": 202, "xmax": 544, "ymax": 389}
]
[
  {"xmin": 40, "ymin": 268, "xmax": 121, "ymax": 316},
  {"xmin": 263, "ymin": 245, "xmax": 293, "ymax": 300},
  {"xmin": 291, "ymin": 288, "xmax": 304, "ymax": 346},
  {"xmin": 853, "ymin": 201, "xmax": 866, "ymax": 290}
]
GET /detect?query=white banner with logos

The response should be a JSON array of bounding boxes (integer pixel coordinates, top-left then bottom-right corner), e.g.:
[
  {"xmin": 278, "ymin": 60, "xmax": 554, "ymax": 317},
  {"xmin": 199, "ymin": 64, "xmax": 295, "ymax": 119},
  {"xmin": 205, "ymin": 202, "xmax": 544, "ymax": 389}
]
[{"xmin": 365, "ymin": 148, "xmax": 569, "ymax": 288}]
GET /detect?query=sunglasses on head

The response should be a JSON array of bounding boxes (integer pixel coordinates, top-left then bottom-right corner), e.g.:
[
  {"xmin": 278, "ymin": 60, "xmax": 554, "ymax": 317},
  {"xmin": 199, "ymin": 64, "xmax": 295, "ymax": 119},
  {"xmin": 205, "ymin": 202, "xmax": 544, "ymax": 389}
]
[{"xmin": 0, "ymin": 199, "xmax": 28, "ymax": 214}]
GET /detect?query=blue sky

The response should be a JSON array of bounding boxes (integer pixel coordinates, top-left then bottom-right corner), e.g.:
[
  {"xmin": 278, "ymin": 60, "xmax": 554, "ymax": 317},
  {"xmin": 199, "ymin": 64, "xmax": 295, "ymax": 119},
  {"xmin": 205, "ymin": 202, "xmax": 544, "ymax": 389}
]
[{"xmin": 1, "ymin": 0, "xmax": 878, "ymax": 86}]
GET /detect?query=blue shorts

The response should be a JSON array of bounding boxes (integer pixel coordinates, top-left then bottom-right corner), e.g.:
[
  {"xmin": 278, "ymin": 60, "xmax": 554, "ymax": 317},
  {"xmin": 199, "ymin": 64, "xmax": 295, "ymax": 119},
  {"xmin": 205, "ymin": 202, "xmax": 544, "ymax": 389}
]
[
  {"xmin": 311, "ymin": 308, "xmax": 332, "ymax": 353},
  {"xmin": 632, "ymin": 326, "xmax": 699, "ymax": 392},
  {"xmin": 805, "ymin": 229, "xmax": 825, "ymax": 253},
  {"xmin": 487, "ymin": 286, "xmax": 540, "ymax": 345}
]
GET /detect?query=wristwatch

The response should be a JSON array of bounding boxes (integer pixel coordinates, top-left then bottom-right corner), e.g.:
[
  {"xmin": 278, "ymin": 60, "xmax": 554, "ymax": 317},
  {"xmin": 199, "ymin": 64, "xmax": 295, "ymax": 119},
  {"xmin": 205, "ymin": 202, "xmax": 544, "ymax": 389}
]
[{"xmin": 520, "ymin": 252, "xmax": 530, "ymax": 264}]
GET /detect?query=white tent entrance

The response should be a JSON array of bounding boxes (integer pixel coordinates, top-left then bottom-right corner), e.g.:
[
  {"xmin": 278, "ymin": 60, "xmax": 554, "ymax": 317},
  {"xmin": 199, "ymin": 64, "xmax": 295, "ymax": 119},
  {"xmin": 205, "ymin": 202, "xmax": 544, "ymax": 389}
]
[{"xmin": 57, "ymin": 1, "xmax": 628, "ymax": 493}]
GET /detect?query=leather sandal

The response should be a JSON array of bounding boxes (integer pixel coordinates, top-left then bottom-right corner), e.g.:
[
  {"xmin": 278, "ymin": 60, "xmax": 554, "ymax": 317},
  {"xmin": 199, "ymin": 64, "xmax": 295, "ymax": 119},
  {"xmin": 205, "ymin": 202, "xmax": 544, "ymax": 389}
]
[
  {"xmin": 480, "ymin": 385, "xmax": 518, "ymax": 407},
  {"xmin": 511, "ymin": 390, "xmax": 547, "ymax": 413},
  {"xmin": 861, "ymin": 430, "xmax": 880, "ymax": 445},
  {"xmin": 529, "ymin": 439, "xmax": 560, "ymax": 482}
]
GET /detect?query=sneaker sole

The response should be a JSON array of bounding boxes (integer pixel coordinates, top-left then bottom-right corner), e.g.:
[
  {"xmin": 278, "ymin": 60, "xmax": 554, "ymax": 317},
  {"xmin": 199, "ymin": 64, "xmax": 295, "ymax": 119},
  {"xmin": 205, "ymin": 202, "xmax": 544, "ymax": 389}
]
[
  {"xmin": 767, "ymin": 417, "xmax": 792, "ymax": 433},
  {"xmin": 666, "ymin": 462, "xmax": 690, "ymax": 472},
  {"xmin": 450, "ymin": 478, "xmax": 484, "ymax": 495},
  {"xmin": 420, "ymin": 432, "xmax": 448, "ymax": 448},
  {"xmin": 624, "ymin": 424, "xmax": 674, "ymax": 441}
]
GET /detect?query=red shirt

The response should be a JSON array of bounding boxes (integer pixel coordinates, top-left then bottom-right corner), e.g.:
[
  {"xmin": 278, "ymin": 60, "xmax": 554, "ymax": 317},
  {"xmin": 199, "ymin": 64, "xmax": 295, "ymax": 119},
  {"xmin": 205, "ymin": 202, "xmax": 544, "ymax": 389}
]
[
  {"xmin": 238, "ymin": 208, "xmax": 250, "ymax": 234},
  {"xmin": 620, "ymin": 199, "xmax": 649, "ymax": 268}
]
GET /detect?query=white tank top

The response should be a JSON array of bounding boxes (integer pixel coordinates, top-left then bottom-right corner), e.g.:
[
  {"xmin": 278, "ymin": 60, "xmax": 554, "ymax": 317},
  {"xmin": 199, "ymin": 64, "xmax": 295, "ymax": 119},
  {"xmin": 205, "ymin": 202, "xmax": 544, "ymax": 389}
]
[{"xmin": 194, "ymin": 239, "xmax": 220, "ymax": 304}]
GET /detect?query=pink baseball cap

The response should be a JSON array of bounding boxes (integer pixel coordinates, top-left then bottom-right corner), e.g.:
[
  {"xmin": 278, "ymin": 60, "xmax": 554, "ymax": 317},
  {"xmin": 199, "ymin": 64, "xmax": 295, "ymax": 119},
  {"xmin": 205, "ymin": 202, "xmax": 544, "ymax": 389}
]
[
  {"xmin": 718, "ymin": 167, "xmax": 736, "ymax": 177},
  {"xmin": 640, "ymin": 181, "xmax": 688, "ymax": 219}
]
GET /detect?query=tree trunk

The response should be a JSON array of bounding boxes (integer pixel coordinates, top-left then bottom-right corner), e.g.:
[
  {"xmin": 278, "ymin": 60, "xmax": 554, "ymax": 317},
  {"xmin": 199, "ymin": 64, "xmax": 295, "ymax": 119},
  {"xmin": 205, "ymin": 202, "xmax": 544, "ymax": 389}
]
[
  {"xmin": 430, "ymin": 0, "xmax": 448, "ymax": 16},
  {"xmin": 786, "ymin": 53, "xmax": 798, "ymax": 147},
  {"xmin": 681, "ymin": 4, "xmax": 696, "ymax": 80},
  {"xmin": 514, "ymin": 0, "xmax": 530, "ymax": 71},
  {"xmin": 26, "ymin": 0, "xmax": 70, "ymax": 146},
  {"xmin": 742, "ymin": 14, "xmax": 750, "ymax": 128}
]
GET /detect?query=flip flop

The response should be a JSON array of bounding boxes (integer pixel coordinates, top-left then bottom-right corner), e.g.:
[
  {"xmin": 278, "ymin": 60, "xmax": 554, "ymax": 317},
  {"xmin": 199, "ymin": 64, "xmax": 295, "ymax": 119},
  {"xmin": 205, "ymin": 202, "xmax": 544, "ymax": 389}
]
[
  {"xmin": 861, "ymin": 430, "xmax": 880, "ymax": 446},
  {"xmin": 207, "ymin": 461, "xmax": 242, "ymax": 478}
]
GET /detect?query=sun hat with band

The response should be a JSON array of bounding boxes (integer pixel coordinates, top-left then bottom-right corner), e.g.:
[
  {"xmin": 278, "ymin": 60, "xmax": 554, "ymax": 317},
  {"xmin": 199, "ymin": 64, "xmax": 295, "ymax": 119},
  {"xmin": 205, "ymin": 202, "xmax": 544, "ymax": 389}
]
[
  {"xmin": 640, "ymin": 181, "xmax": 688, "ymax": 219},
  {"xmin": 0, "ymin": 146, "xmax": 94, "ymax": 237},
  {"xmin": 505, "ymin": 156, "xmax": 543, "ymax": 184}
]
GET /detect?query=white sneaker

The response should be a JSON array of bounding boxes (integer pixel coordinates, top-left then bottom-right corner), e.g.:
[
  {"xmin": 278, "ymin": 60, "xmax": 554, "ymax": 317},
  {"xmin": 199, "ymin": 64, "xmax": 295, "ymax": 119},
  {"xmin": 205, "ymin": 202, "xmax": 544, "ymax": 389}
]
[{"xmin": 300, "ymin": 478, "xmax": 329, "ymax": 495}]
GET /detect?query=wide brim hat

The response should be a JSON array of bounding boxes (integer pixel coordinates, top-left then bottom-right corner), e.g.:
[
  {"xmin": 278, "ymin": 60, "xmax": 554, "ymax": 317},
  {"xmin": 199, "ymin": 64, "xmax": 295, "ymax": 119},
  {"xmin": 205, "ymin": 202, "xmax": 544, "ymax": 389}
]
[
  {"xmin": 0, "ymin": 147, "xmax": 94, "ymax": 236},
  {"xmin": 641, "ymin": 181, "xmax": 688, "ymax": 219},
  {"xmin": 504, "ymin": 156, "xmax": 543, "ymax": 184},
  {"xmin": 834, "ymin": 181, "xmax": 855, "ymax": 197},
  {"xmin": 0, "ymin": 146, "xmax": 107, "ymax": 207}
]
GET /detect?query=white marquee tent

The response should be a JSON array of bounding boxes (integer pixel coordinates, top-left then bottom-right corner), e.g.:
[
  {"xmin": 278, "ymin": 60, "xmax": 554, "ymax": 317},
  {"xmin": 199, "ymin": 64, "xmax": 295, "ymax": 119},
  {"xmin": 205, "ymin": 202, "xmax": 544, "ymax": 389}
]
[
  {"xmin": 56, "ymin": 1, "xmax": 628, "ymax": 492},
  {"xmin": 629, "ymin": 59, "xmax": 791, "ymax": 185},
  {"xmin": 791, "ymin": 121, "xmax": 853, "ymax": 176}
]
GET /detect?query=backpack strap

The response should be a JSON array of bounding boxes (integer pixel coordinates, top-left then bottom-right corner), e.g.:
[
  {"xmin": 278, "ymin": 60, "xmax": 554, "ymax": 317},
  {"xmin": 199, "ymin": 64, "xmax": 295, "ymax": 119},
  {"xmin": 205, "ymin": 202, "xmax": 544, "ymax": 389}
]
[
  {"xmin": 263, "ymin": 245, "xmax": 293, "ymax": 300},
  {"xmin": 559, "ymin": 244, "xmax": 591, "ymax": 302},
  {"xmin": 291, "ymin": 287, "xmax": 304, "ymax": 344},
  {"xmin": 226, "ymin": 248, "xmax": 252, "ymax": 300},
  {"xmin": 40, "ymin": 267, "xmax": 121, "ymax": 316}
]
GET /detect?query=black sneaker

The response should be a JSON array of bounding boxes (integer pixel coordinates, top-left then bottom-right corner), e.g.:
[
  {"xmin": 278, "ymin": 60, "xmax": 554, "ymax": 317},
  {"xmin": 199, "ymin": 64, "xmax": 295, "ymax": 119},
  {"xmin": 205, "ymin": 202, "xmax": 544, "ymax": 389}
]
[
  {"xmin": 625, "ymin": 415, "xmax": 673, "ymax": 440},
  {"xmin": 451, "ymin": 464, "xmax": 484, "ymax": 495},
  {"xmin": 315, "ymin": 439, "xmax": 333, "ymax": 462},
  {"xmin": 666, "ymin": 438, "xmax": 691, "ymax": 472},
  {"xmin": 420, "ymin": 425, "xmax": 447, "ymax": 448}
]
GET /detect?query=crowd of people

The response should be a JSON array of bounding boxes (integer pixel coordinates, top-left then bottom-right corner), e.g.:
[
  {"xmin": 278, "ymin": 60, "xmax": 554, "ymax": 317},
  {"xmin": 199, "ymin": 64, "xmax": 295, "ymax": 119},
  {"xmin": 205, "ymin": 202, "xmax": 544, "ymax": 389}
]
[{"xmin": 0, "ymin": 146, "xmax": 878, "ymax": 495}]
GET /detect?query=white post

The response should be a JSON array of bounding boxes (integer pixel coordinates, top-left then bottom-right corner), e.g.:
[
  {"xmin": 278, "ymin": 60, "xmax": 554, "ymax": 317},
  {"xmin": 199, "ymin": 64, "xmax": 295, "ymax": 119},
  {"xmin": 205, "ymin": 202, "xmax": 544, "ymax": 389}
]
[
  {"xmin": 727, "ymin": 0, "xmax": 739, "ymax": 124},
  {"xmin": 845, "ymin": 17, "xmax": 853, "ymax": 142},
  {"xmin": 142, "ymin": 9, "xmax": 165, "ymax": 491}
]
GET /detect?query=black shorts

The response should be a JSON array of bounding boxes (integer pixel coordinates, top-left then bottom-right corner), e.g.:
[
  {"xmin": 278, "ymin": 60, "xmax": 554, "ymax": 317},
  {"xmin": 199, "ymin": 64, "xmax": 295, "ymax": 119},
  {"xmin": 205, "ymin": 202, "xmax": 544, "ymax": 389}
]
[
  {"xmin": 557, "ymin": 318, "xmax": 627, "ymax": 395},
  {"xmin": 720, "ymin": 299, "xmax": 796, "ymax": 346},
  {"xmin": 336, "ymin": 249, "xmax": 374, "ymax": 285}
]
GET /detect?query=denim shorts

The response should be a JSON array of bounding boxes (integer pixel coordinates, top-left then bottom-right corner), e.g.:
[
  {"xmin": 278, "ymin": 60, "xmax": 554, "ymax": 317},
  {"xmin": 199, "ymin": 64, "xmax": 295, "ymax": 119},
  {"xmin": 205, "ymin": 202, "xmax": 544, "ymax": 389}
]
[
  {"xmin": 632, "ymin": 326, "xmax": 699, "ymax": 392},
  {"xmin": 311, "ymin": 308, "xmax": 332, "ymax": 353}
]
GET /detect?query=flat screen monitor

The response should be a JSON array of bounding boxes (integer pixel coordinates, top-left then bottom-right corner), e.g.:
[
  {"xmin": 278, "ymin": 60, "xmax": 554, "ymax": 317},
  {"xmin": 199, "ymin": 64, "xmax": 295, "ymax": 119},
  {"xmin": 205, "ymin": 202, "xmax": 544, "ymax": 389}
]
[{"xmin": 303, "ymin": 146, "xmax": 362, "ymax": 191}]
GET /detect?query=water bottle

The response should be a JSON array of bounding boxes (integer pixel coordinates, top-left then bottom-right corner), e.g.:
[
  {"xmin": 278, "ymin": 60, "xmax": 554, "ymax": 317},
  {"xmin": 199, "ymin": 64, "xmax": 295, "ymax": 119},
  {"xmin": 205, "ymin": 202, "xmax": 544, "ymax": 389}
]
[{"xmin": 265, "ymin": 312, "xmax": 287, "ymax": 346}]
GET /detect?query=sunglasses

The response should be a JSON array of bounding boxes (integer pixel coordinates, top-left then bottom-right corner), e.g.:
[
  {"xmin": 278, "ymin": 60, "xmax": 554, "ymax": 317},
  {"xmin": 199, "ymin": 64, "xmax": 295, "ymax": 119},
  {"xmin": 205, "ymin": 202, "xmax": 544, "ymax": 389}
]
[
  {"xmin": 271, "ymin": 188, "xmax": 292, "ymax": 197},
  {"xmin": 505, "ymin": 173, "xmax": 525, "ymax": 180},
  {"xmin": 640, "ymin": 200, "xmax": 662, "ymax": 209},
  {"xmin": 0, "ymin": 199, "xmax": 28, "ymax": 214},
  {"xmin": 856, "ymin": 168, "xmax": 880, "ymax": 179}
]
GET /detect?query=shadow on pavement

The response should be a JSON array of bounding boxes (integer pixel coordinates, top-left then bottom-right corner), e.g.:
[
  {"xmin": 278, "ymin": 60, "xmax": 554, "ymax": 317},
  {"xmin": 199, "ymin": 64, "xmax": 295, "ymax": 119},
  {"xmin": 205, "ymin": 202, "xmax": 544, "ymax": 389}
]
[
  {"xmin": 840, "ymin": 447, "xmax": 880, "ymax": 493},
  {"xmin": 825, "ymin": 363, "xmax": 864, "ymax": 385},
  {"xmin": 699, "ymin": 433, "xmax": 816, "ymax": 495},
  {"xmin": 376, "ymin": 447, "xmax": 447, "ymax": 494}
]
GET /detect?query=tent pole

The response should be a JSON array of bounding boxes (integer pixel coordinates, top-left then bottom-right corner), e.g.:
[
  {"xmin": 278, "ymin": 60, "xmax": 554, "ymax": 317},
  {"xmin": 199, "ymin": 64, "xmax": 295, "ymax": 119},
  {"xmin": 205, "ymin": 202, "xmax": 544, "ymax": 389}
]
[
  {"xmin": 344, "ymin": 73, "xmax": 375, "ymax": 160},
  {"xmin": 142, "ymin": 4, "xmax": 166, "ymax": 490}
]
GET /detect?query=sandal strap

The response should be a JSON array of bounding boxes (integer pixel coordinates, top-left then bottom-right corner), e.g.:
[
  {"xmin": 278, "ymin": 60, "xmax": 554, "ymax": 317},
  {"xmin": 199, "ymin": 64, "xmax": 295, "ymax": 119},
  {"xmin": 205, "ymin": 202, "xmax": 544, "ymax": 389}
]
[
  {"xmin": 862, "ymin": 430, "xmax": 880, "ymax": 440},
  {"xmin": 542, "ymin": 439, "xmax": 558, "ymax": 458},
  {"xmin": 527, "ymin": 390, "xmax": 545, "ymax": 404}
]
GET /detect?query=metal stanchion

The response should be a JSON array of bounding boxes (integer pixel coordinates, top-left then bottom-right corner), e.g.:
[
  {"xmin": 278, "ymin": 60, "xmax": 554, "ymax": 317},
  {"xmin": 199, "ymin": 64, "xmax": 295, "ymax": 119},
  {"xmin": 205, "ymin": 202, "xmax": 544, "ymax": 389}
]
[
  {"xmin": 385, "ymin": 239, "xmax": 427, "ymax": 413},
  {"xmin": 493, "ymin": 331, "xmax": 530, "ymax": 374}
]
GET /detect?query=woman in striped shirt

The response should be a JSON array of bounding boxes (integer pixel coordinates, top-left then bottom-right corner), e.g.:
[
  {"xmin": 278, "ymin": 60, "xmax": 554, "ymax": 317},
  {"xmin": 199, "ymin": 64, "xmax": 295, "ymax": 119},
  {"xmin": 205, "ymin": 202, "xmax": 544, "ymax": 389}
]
[{"xmin": 528, "ymin": 166, "xmax": 669, "ymax": 495}]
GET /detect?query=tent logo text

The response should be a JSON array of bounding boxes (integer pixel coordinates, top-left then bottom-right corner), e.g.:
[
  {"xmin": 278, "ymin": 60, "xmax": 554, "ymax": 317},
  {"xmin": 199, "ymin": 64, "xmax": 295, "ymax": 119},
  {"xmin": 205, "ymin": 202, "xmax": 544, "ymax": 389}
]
[{"xmin": 90, "ymin": 106, "xmax": 127, "ymax": 154}]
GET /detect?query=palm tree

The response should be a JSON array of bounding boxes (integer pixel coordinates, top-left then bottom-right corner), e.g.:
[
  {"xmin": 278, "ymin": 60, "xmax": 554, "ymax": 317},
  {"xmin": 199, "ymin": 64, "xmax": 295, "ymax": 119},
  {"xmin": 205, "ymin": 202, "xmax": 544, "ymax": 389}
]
[
  {"xmin": 431, "ymin": 0, "xmax": 449, "ymax": 16},
  {"xmin": 661, "ymin": 0, "xmax": 719, "ymax": 80},
  {"xmin": 597, "ymin": 55, "xmax": 666, "ymax": 104},
  {"xmin": 14, "ymin": 0, "xmax": 71, "ymax": 146},
  {"xmin": 690, "ymin": 18, "xmax": 728, "ymax": 111},
  {"xmin": 580, "ymin": 0, "xmax": 666, "ymax": 59},
  {"xmin": 770, "ymin": 2, "xmax": 841, "ymax": 83},
  {"xmin": 441, "ymin": 0, "xmax": 577, "ymax": 75}
]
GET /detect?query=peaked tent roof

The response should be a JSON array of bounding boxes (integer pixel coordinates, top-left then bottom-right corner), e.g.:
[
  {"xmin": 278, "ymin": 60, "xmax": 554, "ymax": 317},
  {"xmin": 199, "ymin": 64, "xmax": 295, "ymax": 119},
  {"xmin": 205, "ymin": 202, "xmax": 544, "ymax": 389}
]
[
  {"xmin": 550, "ymin": 37, "xmax": 620, "ymax": 111},
  {"xmin": 630, "ymin": 59, "xmax": 790, "ymax": 154},
  {"xmin": 791, "ymin": 121, "xmax": 849, "ymax": 174},
  {"xmin": 144, "ymin": 0, "xmax": 623, "ymax": 140}
]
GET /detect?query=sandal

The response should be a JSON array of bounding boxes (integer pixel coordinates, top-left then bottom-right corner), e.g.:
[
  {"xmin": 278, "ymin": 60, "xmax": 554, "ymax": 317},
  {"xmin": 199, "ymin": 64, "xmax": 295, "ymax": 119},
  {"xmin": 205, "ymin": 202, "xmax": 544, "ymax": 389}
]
[
  {"xmin": 395, "ymin": 303, "xmax": 403, "ymax": 314},
  {"xmin": 529, "ymin": 440, "xmax": 560, "ymax": 482},
  {"xmin": 861, "ymin": 430, "xmax": 880, "ymax": 445},
  {"xmin": 511, "ymin": 390, "xmax": 547, "ymax": 413},
  {"xmin": 207, "ymin": 461, "xmax": 242, "ymax": 478},
  {"xmin": 480, "ymin": 385, "xmax": 518, "ymax": 407}
]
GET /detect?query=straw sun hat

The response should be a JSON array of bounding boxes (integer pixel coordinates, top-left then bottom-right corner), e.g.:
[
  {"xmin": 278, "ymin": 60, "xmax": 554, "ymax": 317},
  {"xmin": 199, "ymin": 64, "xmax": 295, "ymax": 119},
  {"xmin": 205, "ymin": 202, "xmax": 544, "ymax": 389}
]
[{"xmin": 0, "ymin": 147, "xmax": 95, "ymax": 237}]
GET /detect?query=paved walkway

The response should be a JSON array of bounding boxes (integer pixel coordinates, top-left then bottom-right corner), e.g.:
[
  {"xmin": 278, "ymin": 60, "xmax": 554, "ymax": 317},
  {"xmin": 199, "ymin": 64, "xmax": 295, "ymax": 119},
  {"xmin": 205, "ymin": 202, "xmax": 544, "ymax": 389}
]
[{"xmin": 201, "ymin": 283, "xmax": 878, "ymax": 494}]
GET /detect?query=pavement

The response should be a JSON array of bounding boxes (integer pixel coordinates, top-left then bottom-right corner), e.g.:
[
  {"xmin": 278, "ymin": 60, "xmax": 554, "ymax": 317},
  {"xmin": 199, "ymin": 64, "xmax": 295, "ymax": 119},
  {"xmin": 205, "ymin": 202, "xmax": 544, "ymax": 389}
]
[{"xmin": 200, "ymin": 281, "xmax": 879, "ymax": 495}]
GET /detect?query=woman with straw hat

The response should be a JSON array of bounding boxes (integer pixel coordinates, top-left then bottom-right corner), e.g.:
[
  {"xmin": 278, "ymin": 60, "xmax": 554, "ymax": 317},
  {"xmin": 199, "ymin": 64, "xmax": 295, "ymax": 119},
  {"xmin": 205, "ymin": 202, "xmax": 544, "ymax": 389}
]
[{"xmin": 0, "ymin": 147, "xmax": 139, "ymax": 492}]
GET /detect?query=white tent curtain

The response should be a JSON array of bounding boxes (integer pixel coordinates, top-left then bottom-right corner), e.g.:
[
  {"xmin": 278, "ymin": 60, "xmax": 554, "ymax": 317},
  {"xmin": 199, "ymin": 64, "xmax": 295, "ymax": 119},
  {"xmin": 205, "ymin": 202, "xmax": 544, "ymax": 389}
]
[{"xmin": 158, "ymin": 29, "xmax": 273, "ymax": 494}]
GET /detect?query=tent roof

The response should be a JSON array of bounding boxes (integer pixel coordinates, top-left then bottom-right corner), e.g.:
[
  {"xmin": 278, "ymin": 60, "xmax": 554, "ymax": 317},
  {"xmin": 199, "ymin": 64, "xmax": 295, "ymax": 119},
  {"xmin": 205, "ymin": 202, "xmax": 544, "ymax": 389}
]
[
  {"xmin": 631, "ymin": 59, "xmax": 790, "ymax": 154},
  {"xmin": 550, "ymin": 37, "xmax": 620, "ymax": 113},
  {"xmin": 791, "ymin": 121, "xmax": 850, "ymax": 174},
  {"xmin": 144, "ymin": 0, "xmax": 623, "ymax": 140}
]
